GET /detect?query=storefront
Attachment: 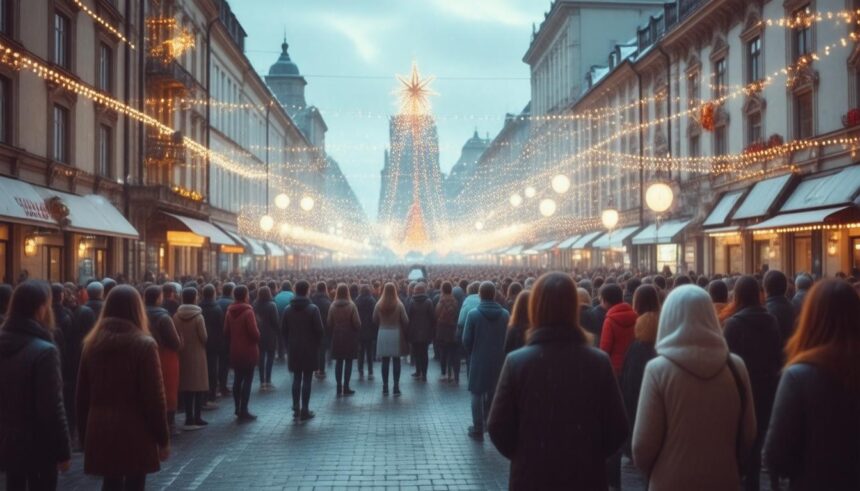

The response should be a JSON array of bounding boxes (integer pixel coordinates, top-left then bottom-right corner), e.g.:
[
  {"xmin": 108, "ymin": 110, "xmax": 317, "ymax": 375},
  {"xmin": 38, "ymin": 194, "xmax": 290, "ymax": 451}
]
[
  {"xmin": 555, "ymin": 234, "xmax": 581, "ymax": 269},
  {"xmin": 703, "ymin": 189, "xmax": 747, "ymax": 275},
  {"xmin": 591, "ymin": 225, "xmax": 639, "ymax": 269},
  {"xmin": 631, "ymin": 219, "xmax": 692, "ymax": 275},
  {"xmin": 523, "ymin": 240, "xmax": 558, "ymax": 268},
  {"xmin": 157, "ymin": 213, "xmax": 239, "ymax": 279},
  {"xmin": 570, "ymin": 231, "xmax": 601, "ymax": 270},
  {"xmin": 263, "ymin": 241, "xmax": 286, "ymax": 271}
]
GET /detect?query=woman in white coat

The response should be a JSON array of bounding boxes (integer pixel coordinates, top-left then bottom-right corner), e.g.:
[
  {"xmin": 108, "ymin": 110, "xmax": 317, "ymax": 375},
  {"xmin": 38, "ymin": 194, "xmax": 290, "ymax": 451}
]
[{"xmin": 632, "ymin": 285, "xmax": 756, "ymax": 491}]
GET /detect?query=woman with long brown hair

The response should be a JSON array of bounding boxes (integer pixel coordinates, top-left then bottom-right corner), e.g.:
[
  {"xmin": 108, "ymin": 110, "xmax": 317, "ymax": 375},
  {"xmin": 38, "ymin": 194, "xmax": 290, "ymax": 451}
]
[
  {"xmin": 488, "ymin": 272, "xmax": 627, "ymax": 489},
  {"xmin": 77, "ymin": 285, "xmax": 169, "ymax": 491},
  {"xmin": 373, "ymin": 282, "xmax": 409, "ymax": 396},
  {"xmin": 504, "ymin": 289, "xmax": 529, "ymax": 354},
  {"xmin": 328, "ymin": 283, "xmax": 361, "ymax": 396},
  {"xmin": 764, "ymin": 279, "xmax": 860, "ymax": 490}
]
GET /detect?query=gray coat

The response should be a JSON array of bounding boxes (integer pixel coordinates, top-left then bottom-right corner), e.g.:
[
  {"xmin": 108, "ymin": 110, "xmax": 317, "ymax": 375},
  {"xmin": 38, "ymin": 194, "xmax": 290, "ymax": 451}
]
[{"xmin": 463, "ymin": 301, "xmax": 509, "ymax": 394}]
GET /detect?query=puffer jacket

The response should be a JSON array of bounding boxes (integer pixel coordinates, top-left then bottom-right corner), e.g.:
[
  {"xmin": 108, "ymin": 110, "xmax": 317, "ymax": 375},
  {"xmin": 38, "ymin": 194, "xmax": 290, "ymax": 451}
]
[
  {"xmin": 224, "ymin": 303, "xmax": 260, "ymax": 370},
  {"xmin": 254, "ymin": 299, "xmax": 280, "ymax": 353},
  {"xmin": 599, "ymin": 303, "xmax": 638, "ymax": 376},
  {"xmin": 282, "ymin": 296, "xmax": 324, "ymax": 372},
  {"xmin": 407, "ymin": 294, "xmax": 436, "ymax": 344}
]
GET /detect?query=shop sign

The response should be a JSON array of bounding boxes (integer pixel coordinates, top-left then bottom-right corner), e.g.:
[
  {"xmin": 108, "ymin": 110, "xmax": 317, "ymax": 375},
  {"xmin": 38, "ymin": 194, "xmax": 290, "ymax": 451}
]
[{"xmin": 14, "ymin": 197, "xmax": 52, "ymax": 220}]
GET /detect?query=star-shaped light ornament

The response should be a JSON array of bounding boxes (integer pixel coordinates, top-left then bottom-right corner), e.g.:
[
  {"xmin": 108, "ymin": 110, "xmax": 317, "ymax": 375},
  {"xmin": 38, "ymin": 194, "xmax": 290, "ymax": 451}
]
[{"xmin": 395, "ymin": 62, "xmax": 437, "ymax": 116}]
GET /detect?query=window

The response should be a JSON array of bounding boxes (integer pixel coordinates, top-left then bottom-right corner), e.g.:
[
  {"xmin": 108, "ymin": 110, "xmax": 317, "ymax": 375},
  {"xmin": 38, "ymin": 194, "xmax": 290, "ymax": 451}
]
[
  {"xmin": 747, "ymin": 37, "xmax": 761, "ymax": 83},
  {"xmin": 747, "ymin": 111, "xmax": 762, "ymax": 144},
  {"xmin": 714, "ymin": 125, "xmax": 727, "ymax": 156},
  {"xmin": 53, "ymin": 12, "xmax": 70, "ymax": 69},
  {"xmin": 688, "ymin": 70, "xmax": 700, "ymax": 106},
  {"xmin": 0, "ymin": 75, "xmax": 9, "ymax": 144},
  {"xmin": 793, "ymin": 5, "xmax": 813, "ymax": 60},
  {"xmin": 714, "ymin": 58, "xmax": 727, "ymax": 98},
  {"xmin": 795, "ymin": 91, "xmax": 813, "ymax": 139},
  {"xmin": 97, "ymin": 43, "xmax": 112, "ymax": 93},
  {"xmin": 97, "ymin": 124, "xmax": 111, "ymax": 176},
  {"xmin": 689, "ymin": 134, "xmax": 700, "ymax": 158},
  {"xmin": 52, "ymin": 104, "xmax": 69, "ymax": 162},
  {"xmin": 0, "ymin": 0, "xmax": 11, "ymax": 35}
]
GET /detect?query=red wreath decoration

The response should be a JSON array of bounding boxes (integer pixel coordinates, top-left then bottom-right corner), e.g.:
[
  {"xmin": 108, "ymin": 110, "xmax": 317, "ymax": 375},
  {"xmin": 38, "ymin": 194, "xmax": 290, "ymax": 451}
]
[
  {"xmin": 699, "ymin": 102, "xmax": 716, "ymax": 132},
  {"xmin": 842, "ymin": 108, "xmax": 860, "ymax": 128}
]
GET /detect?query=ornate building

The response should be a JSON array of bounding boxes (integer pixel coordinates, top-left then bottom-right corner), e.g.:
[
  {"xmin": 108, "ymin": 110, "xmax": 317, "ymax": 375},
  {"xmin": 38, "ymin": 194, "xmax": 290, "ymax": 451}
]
[{"xmin": 443, "ymin": 130, "xmax": 490, "ymax": 210}]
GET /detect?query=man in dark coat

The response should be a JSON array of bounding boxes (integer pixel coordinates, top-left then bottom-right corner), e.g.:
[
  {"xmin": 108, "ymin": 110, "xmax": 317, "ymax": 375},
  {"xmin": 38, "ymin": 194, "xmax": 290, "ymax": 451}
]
[
  {"xmin": 84, "ymin": 281, "xmax": 105, "ymax": 327},
  {"xmin": 282, "ymin": 280, "xmax": 324, "ymax": 421},
  {"xmin": 354, "ymin": 285, "xmax": 378, "ymax": 379},
  {"xmin": 463, "ymin": 282, "xmax": 509, "ymax": 439},
  {"xmin": 407, "ymin": 284, "xmax": 436, "ymax": 381},
  {"xmin": 764, "ymin": 270, "xmax": 796, "ymax": 350},
  {"xmin": 161, "ymin": 283, "xmax": 180, "ymax": 318},
  {"xmin": 51, "ymin": 284, "xmax": 77, "ymax": 439},
  {"xmin": 215, "ymin": 282, "xmax": 234, "ymax": 395},
  {"xmin": 200, "ymin": 284, "xmax": 225, "ymax": 405},
  {"xmin": 310, "ymin": 282, "xmax": 332, "ymax": 379},
  {"xmin": 791, "ymin": 273, "xmax": 812, "ymax": 317}
]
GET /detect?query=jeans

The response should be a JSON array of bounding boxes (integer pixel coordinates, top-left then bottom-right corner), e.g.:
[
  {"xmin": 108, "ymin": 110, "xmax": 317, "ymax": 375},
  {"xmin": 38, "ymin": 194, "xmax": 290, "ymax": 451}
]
[
  {"xmin": 292, "ymin": 370, "xmax": 313, "ymax": 410},
  {"xmin": 381, "ymin": 357, "xmax": 401, "ymax": 387},
  {"xmin": 259, "ymin": 349, "xmax": 275, "ymax": 384},
  {"xmin": 102, "ymin": 475, "xmax": 145, "ymax": 491},
  {"xmin": 439, "ymin": 342, "xmax": 461, "ymax": 379},
  {"xmin": 357, "ymin": 339, "xmax": 375, "ymax": 374},
  {"xmin": 182, "ymin": 391, "xmax": 204, "ymax": 424},
  {"xmin": 233, "ymin": 366, "xmax": 254, "ymax": 415},
  {"xmin": 6, "ymin": 466, "xmax": 57, "ymax": 491},
  {"xmin": 412, "ymin": 342, "xmax": 429, "ymax": 377},
  {"xmin": 335, "ymin": 358, "xmax": 353, "ymax": 389},
  {"xmin": 471, "ymin": 390, "xmax": 494, "ymax": 432},
  {"xmin": 207, "ymin": 348, "xmax": 220, "ymax": 400}
]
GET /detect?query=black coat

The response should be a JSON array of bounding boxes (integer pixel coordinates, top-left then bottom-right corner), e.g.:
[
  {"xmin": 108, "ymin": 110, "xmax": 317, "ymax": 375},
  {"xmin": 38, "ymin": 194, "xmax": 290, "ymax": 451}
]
[
  {"xmin": 488, "ymin": 327, "xmax": 628, "ymax": 490},
  {"xmin": 354, "ymin": 293, "xmax": 378, "ymax": 342},
  {"xmin": 764, "ymin": 363, "xmax": 860, "ymax": 490},
  {"xmin": 0, "ymin": 317, "xmax": 71, "ymax": 471},
  {"xmin": 311, "ymin": 292, "xmax": 332, "ymax": 345},
  {"xmin": 254, "ymin": 300, "xmax": 280, "ymax": 353},
  {"xmin": 619, "ymin": 339, "xmax": 656, "ymax": 429},
  {"xmin": 73, "ymin": 304, "xmax": 97, "ymax": 340},
  {"xmin": 766, "ymin": 295, "xmax": 796, "ymax": 348},
  {"xmin": 583, "ymin": 305, "xmax": 605, "ymax": 347},
  {"xmin": 86, "ymin": 299, "xmax": 104, "ymax": 320},
  {"xmin": 504, "ymin": 324, "xmax": 526, "ymax": 354},
  {"xmin": 406, "ymin": 294, "xmax": 435, "ymax": 344},
  {"xmin": 282, "ymin": 297, "xmax": 324, "ymax": 373},
  {"xmin": 199, "ymin": 299, "xmax": 225, "ymax": 354},
  {"xmin": 724, "ymin": 306, "xmax": 782, "ymax": 434}
]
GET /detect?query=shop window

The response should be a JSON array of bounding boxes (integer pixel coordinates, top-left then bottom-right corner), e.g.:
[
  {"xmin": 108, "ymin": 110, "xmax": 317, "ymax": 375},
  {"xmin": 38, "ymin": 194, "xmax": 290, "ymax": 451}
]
[
  {"xmin": 794, "ymin": 91, "xmax": 813, "ymax": 139},
  {"xmin": 52, "ymin": 104, "xmax": 69, "ymax": 163},
  {"xmin": 747, "ymin": 111, "xmax": 762, "ymax": 145},
  {"xmin": 689, "ymin": 134, "xmax": 700, "ymax": 158},
  {"xmin": 97, "ymin": 124, "xmax": 111, "ymax": 177},
  {"xmin": 53, "ymin": 11, "xmax": 70, "ymax": 69},
  {"xmin": 794, "ymin": 235, "xmax": 813, "ymax": 274},
  {"xmin": 727, "ymin": 244, "xmax": 743, "ymax": 274},
  {"xmin": 46, "ymin": 245, "xmax": 63, "ymax": 283},
  {"xmin": 754, "ymin": 239, "xmax": 776, "ymax": 274},
  {"xmin": 97, "ymin": 43, "xmax": 112, "ymax": 93},
  {"xmin": 714, "ymin": 125, "xmax": 727, "ymax": 156},
  {"xmin": 0, "ymin": 75, "xmax": 10, "ymax": 144},
  {"xmin": 747, "ymin": 36, "xmax": 762, "ymax": 83},
  {"xmin": 852, "ymin": 237, "xmax": 860, "ymax": 271},
  {"xmin": 792, "ymin": 5, "xmax": 813, "ymax": 61},
  {"xmin": 657, "ymin": 244, "xmax": 678, "ymax": 275}
]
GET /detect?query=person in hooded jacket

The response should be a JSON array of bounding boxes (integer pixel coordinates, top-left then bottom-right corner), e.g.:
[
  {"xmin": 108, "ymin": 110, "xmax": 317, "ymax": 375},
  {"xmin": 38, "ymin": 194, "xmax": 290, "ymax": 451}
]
[
  {"xmin": 311, "ymin": 282, "xmax": 332, "ymax": 379},
  {"xmin": 354, "ymin": 284, "xmax": 378, "ymax": 380},
  {"xmin": 254, "ymin": 286, "xmax": 280, "ymax": 392},
  {"xmin": 224, "ymin": 285, "xmax": 260, "ymax": 421},
  {"xmin": 85, "ymin": 281, "xmax": 105, "ymax": 322},
  {"xmin": 407, "ymin": 283, "xmax": 436, "ymax": 382},
  {"xmin": 143, "ymin": 285, "xmax": 182, "ymax": 435},
  {"xmin": 463, "ymin": 282, "xmax": 509, "ymax": 439},
  {"xmin": 174, "ymin": 287, "xmax": 209, "ymax": 430},
  {"xmin": 632, "ymin": 285, "xmax": 757, "ymax": 491},
  {"xmin": 0, "ymin": 283, "xmax": 12, "ymax": 325},
  {"xmin": 52, "ymin": 283, "xmax": 78, "ymax": 440},
  {"xmin": 327, "ymin": 283, "xmax": 361, "ymax": 396},
  {"xmin": 598, "ymin": 283, "xmax": 638, "ymax": 376},
  {"xmin": 434, "ymin": 282, "xmax": 460, "ymax": 383},
  {"xmin": 199, "ymin": 284, "xmax": 224, "ymax": 406},
  {"xmin": 215, "ymin": 282, "xmax": 234, "ymax": 396},
  {"xmin": 0, "ymin": 281, "xmax": 71, "ymax": 491},
  {"xmin": 488, "ymin": 273, "xmax": 627, "ymax": 489},
  {"xmin": 724, "ymin": 275, "xmax": 782, "ymax": 491},
  {"xmin": 763, "ymin": 270, "xmax": 796, "ymax": 350},
  {"xmin": 503, "ymin": 290, "xmax": 529, "ymax": 354},
  {"xmin": 282, "ymin": 280, "xmax": 324, "ymax": 420}
]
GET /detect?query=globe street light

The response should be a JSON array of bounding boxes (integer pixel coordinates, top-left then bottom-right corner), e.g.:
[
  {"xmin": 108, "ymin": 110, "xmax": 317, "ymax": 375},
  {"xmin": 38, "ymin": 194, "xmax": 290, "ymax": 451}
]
[
  {"xmin": 274, "ymin": 193, "xmax": 290, "ymax": 209},
  {"xmin": 510, "ymin": 193, "xmax": 523, "ymax": 207},
  {"xmin": 645, "ymin": 182, "xmax": 675, "ymax": 265},
  {"xmin": 300, "ymin": 196, "xmax": 315, "ymax": 211},
  {"xmin": 601, "ymin": 207, "xmax": 619, "ymax": 267},
  {"xmin": 539, "ymin": 198, "xmax": 556, "ymax": 217},
  {"xmin": 524, "ymin": 186, "xmax": 536, "ymax": 199},
  {"xmin": 475, "ymin": 221, "xmax": 484, "ymax": 231},
  {"xmin": 551, "ymin": 174, "xmax": 571, "ymax": 194},
  {"xmin": 259, "ymin": 214, "xmax": 274, "ymax": 232}
]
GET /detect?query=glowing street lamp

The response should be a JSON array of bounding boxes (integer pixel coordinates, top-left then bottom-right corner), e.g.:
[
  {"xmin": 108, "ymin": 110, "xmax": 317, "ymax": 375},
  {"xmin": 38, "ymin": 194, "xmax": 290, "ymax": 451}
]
[
  {"xmin": 274, "ymin": 193, "xmax": 290, "ymax": 209},
  {"xmin": 475, "ymin": 221, "xmax": 484, "ymax": 231},
  {"xmin": 300, "ymin": 196, "xmax": 315, "ymax": 211},
  {"xmin": 551, "ymin": 174, "xmax": 571, "ymax": 194},
  {"xmin": 539, "ymin": 198, "xmax": 557, "ymax": 217},
  {"xmin": 510, "ymin": 193, "xmax": 523, "ymax": 207},
  {"xmin": 601, "ymin": 206, "xmax": 619, "ymax": 267},
  {"xmin": 524, "ymin": 186, "xmax": 537, "ymax": 199},
  {"xmin": 259, "ymin": 214, "xmax": 274, "ymax": 232},
  {"xmin": 645, "ymin": 182, "xmax": 675, "ymax": 262}
]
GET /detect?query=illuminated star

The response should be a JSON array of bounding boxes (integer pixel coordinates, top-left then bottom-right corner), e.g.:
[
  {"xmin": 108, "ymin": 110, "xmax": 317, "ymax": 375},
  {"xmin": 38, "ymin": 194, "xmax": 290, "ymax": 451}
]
[{"xmin": 395, "ymin": 62, "xmax": 437, "ymax": 116}]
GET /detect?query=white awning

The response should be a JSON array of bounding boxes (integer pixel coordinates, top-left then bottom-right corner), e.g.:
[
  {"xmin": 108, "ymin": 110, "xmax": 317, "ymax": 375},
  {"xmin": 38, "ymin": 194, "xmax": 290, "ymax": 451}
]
[
  {"xmin": 164, "ymin": 213, "xmax": 236, "ymax": 245},
  {"xmin": 780, "ymin": 165, "xmax": 860, "ymax": 213},
  {"xmin": 733, "ymin": 174, "xmax": 793, "ymax": 220},
  {"xmin": 36, "ymin": 188, "xmax": 138, "ymax": 239},
  {"xmin": 747, "ymin": 206, "xmax": 855, "ymax": 231},
  {"xmin": 505, "ymin": 245, "xmax": 524, "ymax": 256},
  {"xmin": 706, "ymin": 226, "xmax": 740, "ymax": 236},
  {"xmin": 242, "ymin": 237, "xmax": 267, "ymax": 256},
  {"xmin": 532, "ymin": 240, "xmax": 559, "ymax": 252},
  {"xmin": 632, "ymin": 219, "xmax": 693, "ymax": 245},
  {"xmin": 557, "ymin": 234, "xmax": 581, "ymax": 249},
  {"xmin": 703, "ymin": 190, "xmax": 745, "ymax": 227},
  {"xmin": 264, "ymin": 241, "xmax": 285, "ymax": 257},
  {"xmin": 0, "ymin": 176, "xmax": 60, "ymax": 227},
  {"xmin": 571, "ymin": 231, "xmax": 602, "ymax": 249},
  {"xmin": 591, "ymin": 225, "xmax": 640, "ymax": 249}
]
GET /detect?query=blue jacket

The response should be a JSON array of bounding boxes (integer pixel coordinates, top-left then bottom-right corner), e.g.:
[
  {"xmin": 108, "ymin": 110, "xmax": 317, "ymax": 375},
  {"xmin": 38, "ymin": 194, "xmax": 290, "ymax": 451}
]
[
  {"xmin": 457, "ymin": 294, "xmax": 480, "ymax": 330},
  {"xmin": 463, "ymin": 301, "xmax": 509, "ymax": 394},
  {"xmin": 274, "ymin": 290, "xmax": 294, "ymax": 317}
]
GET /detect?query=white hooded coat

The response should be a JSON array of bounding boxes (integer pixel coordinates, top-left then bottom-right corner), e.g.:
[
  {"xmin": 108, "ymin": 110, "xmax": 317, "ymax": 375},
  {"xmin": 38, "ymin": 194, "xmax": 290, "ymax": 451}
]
[{"xmin": 632, "ymin": 285, "xmax": 757, "ymax": 491}]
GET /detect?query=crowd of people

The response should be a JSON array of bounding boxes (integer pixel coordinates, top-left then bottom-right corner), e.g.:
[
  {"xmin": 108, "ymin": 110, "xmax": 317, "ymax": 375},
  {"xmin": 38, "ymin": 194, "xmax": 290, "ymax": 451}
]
[{"xmin": 0, "ymin": 264, "xmax": 857, "ymax": 490}]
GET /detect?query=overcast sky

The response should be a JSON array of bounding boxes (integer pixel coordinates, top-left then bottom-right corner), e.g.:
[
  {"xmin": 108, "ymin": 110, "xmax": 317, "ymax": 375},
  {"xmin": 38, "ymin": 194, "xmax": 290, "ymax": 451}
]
[{"xmin": 230, "ymin": 0, "xmax": 549, "ymax": 219}]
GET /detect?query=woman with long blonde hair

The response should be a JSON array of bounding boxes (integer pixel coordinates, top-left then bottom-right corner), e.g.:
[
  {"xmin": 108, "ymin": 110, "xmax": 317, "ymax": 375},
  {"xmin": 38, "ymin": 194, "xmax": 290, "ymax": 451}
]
[
  {"xmin": 373, "ymin": 282, "xmax": 409, "ymax": 396},
  {"xmin": 328, "ymin": 283, "xmax": 361, "ymax": 396}
]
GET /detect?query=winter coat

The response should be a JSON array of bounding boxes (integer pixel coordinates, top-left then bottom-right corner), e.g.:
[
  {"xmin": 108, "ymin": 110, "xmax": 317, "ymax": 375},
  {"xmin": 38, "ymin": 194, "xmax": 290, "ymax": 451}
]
[
  {"xmin": 254, "ymin": 299, "xmax": 280, "ymax": 353},
  {"xmin": 373, "ymin": 301, "xmax": 410, "ymax": 357},
  {"xmin": 224, "ymin": 303, "xmax": 260, "ymax": 370},
  {"xmin": 55, "ymin": 304, "xmax": 80, "ymax": 409},
  {"xmin": 327, "ymin": 299, "xmax": 361, "ymax": 360},
  {"xmin": 355, "ymin": 293, "xmax": 378, "ymax": 342},
  {"xmin": 216, "ymin": 295, "xmax": 233, "ymax": 314},
  {"xmin": 764, "ymin": 363, "xmax": 860, "ymax": 491},
  {"xmin": 434, "ymin": 294, "xmax": 459, "ymax": 344},
  {"xmin": 311, "ymin": 292, "xmax": 332, "ymax": 331},
  {"xmin": 619, "ymin": 311, "xmax": 658, "ymax": 432},
  {"xmin": 174, "ymin": 304, "xmax": 209, "ymax": 392},
  {"xmin": 599, "ymin": 303, "xmax": 638, "ymax": 376},
  {"xmin": 274, "ymin": 290, "xmax": 294, "ymax": 317},
  {"xmin": 724, "ymin": 306, "xmax": 782, "ymax": 441},
  {"xmin": 74, "ymin": 304, "xmax": 97, "ymax": 340},
  {"xmin": 0, "ymin": 317, "xmax": 71, "ymax": 472},
  {"xmin": 791, "ymin": 289, "xmax": 808, "ymax": 317},
  {"xmin": 282, "ymin": 296, "xmax": 324, "ymax": 372},
  {"xmin": 457, "ymin": 294, "xmax": 480, "ymax": 330},
  {"xmin": 504, "ymin": 324, "xmax": 526, "ymax": 354},
  {"xmin": 161, "ymin": 298, "xmax": 178, "ymax": 317},
  {"xmin": 632, "ymin": 286, "xmax": 756, "ymax": 491},
  {"xmin": 406, "ymin": 294, "xmax": 436, "ymax": 344},
  {"xmin": 76, "ymin": 317, "xmax": 168, "ymax": 476},
  {"xmin": 199, "ymin": 299, "xmax": 224, "ymax": 355},
  {"xmin": 586, "ymin": 305, "xmax": 606, "ymax": 347},
  {"xmin": 85, "ymin": 299, "xmax": 104, "ymax": 321},
  {"xmin": 766, "ymin": 295, "xmax": 796, "ymax": 348},
  {"xmin": 463, "ymin": 301, "xmax": 510, "ymax": 394},
  {"xmin": 146, "ymin": 306, "xmax": 181, "ymax": 411},
  {"xmin": 579, "ymin": 305, "xmax": 599, "ymax": 347},
  {"xmin": 488, "ymin": 327, "xmax": 628, "ymax": 490}
]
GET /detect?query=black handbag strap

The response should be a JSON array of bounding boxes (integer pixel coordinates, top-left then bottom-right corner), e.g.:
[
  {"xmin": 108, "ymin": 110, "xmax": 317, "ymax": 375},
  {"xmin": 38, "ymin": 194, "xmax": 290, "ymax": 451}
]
[{"xmin": 725, "ymin": 355, "xmax": 747, "ymax": 476}]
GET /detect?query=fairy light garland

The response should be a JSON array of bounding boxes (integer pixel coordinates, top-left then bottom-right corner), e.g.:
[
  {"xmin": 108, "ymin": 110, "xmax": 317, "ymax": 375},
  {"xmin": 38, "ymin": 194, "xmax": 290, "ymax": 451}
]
[{"xmin": 73, "ymin": 0, "xmax": 135, "ymax": 49}]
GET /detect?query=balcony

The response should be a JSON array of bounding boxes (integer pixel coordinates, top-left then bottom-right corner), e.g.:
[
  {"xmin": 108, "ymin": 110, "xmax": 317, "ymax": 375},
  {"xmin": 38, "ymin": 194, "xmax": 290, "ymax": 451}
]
[
  {"xmin": 145, "ymin": 56, "xmax": 195, "ymax": 91},
  {"xmin": 146, "ymin": 130, "xmax": 186, "ymax": 166}
]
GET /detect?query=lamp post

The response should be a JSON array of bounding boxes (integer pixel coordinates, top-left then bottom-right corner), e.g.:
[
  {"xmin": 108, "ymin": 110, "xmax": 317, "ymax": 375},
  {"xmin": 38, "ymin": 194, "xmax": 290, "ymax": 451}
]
[
  {"xmin": 601, "ymin": 206, "xmax": 619, "ymax": 267},
  {"xmin": 645, "ymin": 182, "xmax": 674, "ymax": 271}
]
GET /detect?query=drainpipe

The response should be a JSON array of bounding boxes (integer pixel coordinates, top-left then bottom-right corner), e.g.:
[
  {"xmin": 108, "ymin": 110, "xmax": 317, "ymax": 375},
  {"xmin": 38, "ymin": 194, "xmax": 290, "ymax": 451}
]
[
  {"xmin": 657, "ymin": 45, "xmax": 673, "ymax": 161},
  {"xmin": 122, "ymin": 0, "xmax": 131, "ymax": 278},
  {"xmin": 631, "ymin": 62, "xmax": 646, "ymax": 270}
]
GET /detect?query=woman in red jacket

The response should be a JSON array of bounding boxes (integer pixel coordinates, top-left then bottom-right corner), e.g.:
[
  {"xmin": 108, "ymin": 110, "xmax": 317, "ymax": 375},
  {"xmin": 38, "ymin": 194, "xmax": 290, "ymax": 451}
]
[
  {"xmin": 224, "ymin": 285, "xmax": 260, "ymax": 421},
  {"xmin": 598, "ymin": 283, "xmax": 638, "ymax": 376}
]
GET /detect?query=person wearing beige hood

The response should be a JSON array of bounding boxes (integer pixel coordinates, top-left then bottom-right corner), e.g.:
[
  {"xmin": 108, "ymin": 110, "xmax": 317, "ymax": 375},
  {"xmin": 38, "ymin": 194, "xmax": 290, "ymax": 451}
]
[
  {"xmin": 174, "ymin": 287, "xmax": 209, "ymax": 431},
  {"xmin": 632, "ymin": 285, "xmax": 756, "ymax": 490}
]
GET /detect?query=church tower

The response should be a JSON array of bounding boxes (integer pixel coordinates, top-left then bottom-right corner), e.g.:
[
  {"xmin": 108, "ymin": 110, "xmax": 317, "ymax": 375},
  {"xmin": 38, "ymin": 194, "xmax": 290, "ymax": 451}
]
[{"xmin": 265, "ymin": 39, "xmax": 307, "ymax": 116}]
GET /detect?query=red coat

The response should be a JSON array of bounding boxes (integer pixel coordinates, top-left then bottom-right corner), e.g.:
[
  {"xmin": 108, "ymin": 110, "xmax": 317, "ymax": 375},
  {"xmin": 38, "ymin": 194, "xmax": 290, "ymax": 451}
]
[
  {"xmin": 224, "ymin": 303, "xmax": 260, "ymax": 370},
  {"xmin": 599, "ymin": 303, "xmax": 638, "ymax": 376}
]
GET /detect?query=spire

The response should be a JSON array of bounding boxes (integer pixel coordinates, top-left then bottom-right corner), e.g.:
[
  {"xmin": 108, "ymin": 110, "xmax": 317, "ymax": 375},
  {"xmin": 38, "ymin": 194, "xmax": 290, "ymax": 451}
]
[{"xmin": 473, "ymin": 127, "xmax": 478, "ymax": 138}]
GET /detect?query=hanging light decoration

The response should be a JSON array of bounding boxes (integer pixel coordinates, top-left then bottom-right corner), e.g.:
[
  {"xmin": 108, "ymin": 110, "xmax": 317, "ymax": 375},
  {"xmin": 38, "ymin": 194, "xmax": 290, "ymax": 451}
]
[
  {"xmin": 300, "ymin": 196, "xmax": 315, "ymax": 211},
  {"xmin": 539, "ymin": 198, "xmax": 557, "ymax": 217},
  {"xmin": 510, "ymin": 193, "xmax": 523, "ymax": 207},
  {"xmin": 601, "ymin": 208, "xmax": 619, "ymax": 230},
  {"xmin": 475, "ymin": 221, "xmax": 484, "ymax": 231},
  {"xmin": 524, "ymin": 186, "xmax": 537, "ymax": 198},
  {"xmin": 551, "ymin": 174, "xmax": 571, "ymax": 194},
  {"xmin": 645, "ymin": 182, "xmax": 674, "ymax": 213},
  {"xmin": 259, "ymin": 215, "xmax": 274, "ymax": 232},
  {"xmin": 274, "ymin": 193, "xmax": 290, "ymax": 209},
  {"xmin": 279, "ymin": 223, "xmax": 291, "ymax": 236}
]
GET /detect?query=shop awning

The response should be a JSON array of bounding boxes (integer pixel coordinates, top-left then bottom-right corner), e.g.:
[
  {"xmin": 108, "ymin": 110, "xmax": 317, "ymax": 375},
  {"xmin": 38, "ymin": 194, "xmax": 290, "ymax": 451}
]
[
  {"xmin": 264, "ymin": 241, "xmax": 285, "ymax": 257},
  {"xmin": 164, "ymin": 213, "xmax": 236, "ymax": 246},
  {"xmin": 706, "ymin": 226, "xmax": 740, "ymax": 236},
  {"xmin": 747, "ymin": 206, "xmax": 860, "ymax": 232},
  {"xmin": 530, "ymin": 240, "xmax": 559, "ymax": 252},
  {"xmin": 571, "ymin": 231, "xmax": 602, "ymax": 249},
  {"xmin": 0, "ymin": 177, "xmax": 57, "ymax": 227},
  {"xmin": 779, "ymin": 165, "xmax": 860, "ymax": 213},
  {"xmin": 504, "ymin": 245, "xmax": 524, "ymax": 256},
  {"xmin": 703, "ymin": 190, "xmax": 746, "ymax": 227},
  {"xmin": 591, "ymin": 225, "xmax": 640, "ymax": 249},
  {"xmin": 733, "ymin": 174, "xmax": 793, "ymax": 220},
  {"xmin": 242, "ymin": 237, "xmax": 267, "ymax": 256},
  {"xmin": 632, "ymin": 219, "xmax": 693, "ymax": 245},
  {"xmin": 36, "ymin": 189, "xmax": 139, "ymax": 239},
  {"xmin": 556, "ymin": 234, "xmax": 582, "ymax": 249}
]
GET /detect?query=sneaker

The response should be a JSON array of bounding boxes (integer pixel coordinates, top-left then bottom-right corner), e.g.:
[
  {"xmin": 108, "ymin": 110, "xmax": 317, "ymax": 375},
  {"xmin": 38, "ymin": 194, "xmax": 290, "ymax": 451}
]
[
  {"xmin": 411, "ymin": 372, "xmax": 420, "ymax": 378},
  {"xmin": 342, "ymin": 388, "xmax": 355, "ymax": 396},
  {"xmin": 439, "ymin": 376, "xmax": 449, "ymax": 382},
  {"xmin": 299, "ymin": 410, "xmax": 315, "ymax": 421},
  {"xmin": 237, "ymin": 412, "xmax": 257, "ymax": 422}
]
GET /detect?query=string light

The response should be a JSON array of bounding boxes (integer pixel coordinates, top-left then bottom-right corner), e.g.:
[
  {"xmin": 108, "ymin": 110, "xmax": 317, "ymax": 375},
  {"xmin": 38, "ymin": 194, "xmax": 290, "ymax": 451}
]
[{"xmin": 74, "ymin": 0, "xmax": 135, "ymax": 49}]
